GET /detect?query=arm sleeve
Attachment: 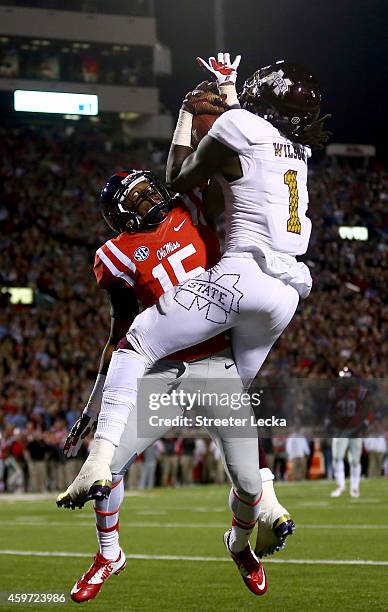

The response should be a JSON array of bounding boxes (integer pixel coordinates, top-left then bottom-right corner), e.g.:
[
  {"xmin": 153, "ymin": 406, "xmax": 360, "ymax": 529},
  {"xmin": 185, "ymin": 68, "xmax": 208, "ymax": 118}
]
[{"xmin": 108, "ymin": 285, "xmax": 139, "ymax": 320}]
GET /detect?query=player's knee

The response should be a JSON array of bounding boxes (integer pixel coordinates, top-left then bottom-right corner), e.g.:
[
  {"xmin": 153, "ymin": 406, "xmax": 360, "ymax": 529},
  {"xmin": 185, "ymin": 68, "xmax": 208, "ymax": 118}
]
[{"xmin": 232, "ymin": 467, "xmax": 262, "ymax": 499}]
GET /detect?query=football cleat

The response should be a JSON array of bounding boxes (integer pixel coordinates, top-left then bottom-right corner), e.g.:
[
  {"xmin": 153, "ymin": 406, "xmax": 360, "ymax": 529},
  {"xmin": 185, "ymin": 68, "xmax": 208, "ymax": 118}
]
[
  {"xmin": 330, "ymin": 486, "xmax": 345, "ymax": 498},
  {"xmin": 255, "ymin": 513, "xmax": 296, "ymax": 558},
  {"xmin": 350, "ymin": 489, "xmax": 360, "ymax": 498},
  {"xmin": 70, "ymin": 549, "xmax": 126, "ymax": 603},
  {"xmin": 255, "ymin": 476, "xmax": 295, "ymax": 558},
  {"xmin": 224, "ymin": 530, "xmax": 268, "ymax": 596},
  {"xmin": 57, "ymin": 439, "xmax": 114, "ymax": 510},
  {"xmin": 56, "ymin": 479, "xmax": 112, "ymax": 510}
]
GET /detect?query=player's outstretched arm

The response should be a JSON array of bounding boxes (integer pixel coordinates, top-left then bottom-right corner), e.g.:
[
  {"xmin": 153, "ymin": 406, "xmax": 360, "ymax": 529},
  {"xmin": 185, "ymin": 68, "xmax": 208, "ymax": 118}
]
[
  {"xmin": 196, "ymin": 51, "xmax": 241, "ymax": 108},
  {"xmin": 169, "ymin": 133, "xmax": 241, "ymax": 194},
  {"xmin": 166, "ymin": 81, "xmax": 228, "ymax": 184},
  {"xmin": 63, "ymin": 287, "xmax": 138, "ymax": 458}
]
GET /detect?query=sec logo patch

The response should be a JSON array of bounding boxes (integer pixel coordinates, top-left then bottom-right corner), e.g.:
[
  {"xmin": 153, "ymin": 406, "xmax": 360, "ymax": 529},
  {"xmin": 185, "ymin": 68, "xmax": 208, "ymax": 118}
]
[{"xmin": 134, "ymin": 246, "xmax": 150, "ymax": 261}]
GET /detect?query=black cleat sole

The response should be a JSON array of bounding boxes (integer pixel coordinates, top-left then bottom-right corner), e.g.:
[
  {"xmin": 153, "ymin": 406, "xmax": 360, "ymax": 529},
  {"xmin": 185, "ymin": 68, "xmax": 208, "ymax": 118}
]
[{"xmin": 56, "ymin": 480, "xmax": 112, "ymax": 510}]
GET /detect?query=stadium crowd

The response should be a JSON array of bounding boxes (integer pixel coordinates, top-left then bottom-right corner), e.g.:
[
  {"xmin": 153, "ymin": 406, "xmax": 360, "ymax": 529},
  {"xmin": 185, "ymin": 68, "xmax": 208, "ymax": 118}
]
[{"xmin": 0, "ymin": 124, "xmax": 387, "ymax": 493}]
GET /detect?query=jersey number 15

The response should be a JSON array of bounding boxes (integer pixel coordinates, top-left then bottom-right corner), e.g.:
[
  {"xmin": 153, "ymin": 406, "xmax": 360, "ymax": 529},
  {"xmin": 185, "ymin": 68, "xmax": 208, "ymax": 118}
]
[{"xmin": 152, "ymin": 244, "xmax": 205, "ymax": 292}]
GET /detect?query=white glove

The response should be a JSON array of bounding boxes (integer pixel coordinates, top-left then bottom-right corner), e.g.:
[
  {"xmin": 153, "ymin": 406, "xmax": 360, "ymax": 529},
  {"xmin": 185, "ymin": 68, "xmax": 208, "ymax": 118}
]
[{"xmin": 196, "ymin": 52, "xmax": 241, "ymax": 85}]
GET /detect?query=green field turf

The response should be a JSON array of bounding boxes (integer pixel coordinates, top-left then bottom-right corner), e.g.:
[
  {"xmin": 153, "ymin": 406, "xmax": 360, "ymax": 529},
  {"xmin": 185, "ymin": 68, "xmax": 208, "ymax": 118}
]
[{"xmin": 1, "ymin": 479, "xmax": 387, "ymax": 612}]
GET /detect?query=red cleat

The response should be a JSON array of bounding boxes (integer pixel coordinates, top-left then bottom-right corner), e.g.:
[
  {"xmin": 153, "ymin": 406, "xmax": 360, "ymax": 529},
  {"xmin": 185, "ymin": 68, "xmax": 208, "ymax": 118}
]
[
  {"xmin": 70, "ymin": 549, "xmax": 126, "ymax": 603},
  {"xmin": 224, "ymin": 530, "xmax": 268, "ymax": 596}
]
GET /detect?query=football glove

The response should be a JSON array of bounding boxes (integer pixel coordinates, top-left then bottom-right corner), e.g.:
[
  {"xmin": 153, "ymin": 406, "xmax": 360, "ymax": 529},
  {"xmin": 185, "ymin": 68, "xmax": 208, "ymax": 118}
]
[
  {"xmin": 63, "ymin": 411, "xmax": 97, "ymax": 458},
  {"xmin": 182, "ymin": 82, "xmax": 228, "ymax": 116},
  {"xmin": 196, "ymin": 52, "xmax": 241, "ymax": 85}
]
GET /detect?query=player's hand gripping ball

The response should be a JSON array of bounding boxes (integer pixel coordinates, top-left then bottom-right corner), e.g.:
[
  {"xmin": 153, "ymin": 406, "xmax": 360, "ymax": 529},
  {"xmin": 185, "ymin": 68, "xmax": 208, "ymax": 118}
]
[
  {"xmin": 182, "ymin": 80, "xmax": 227, "ymax": 115},
  {"xmin": 182, "ymin": 81, "xmax": 227, "ymax": 148}
]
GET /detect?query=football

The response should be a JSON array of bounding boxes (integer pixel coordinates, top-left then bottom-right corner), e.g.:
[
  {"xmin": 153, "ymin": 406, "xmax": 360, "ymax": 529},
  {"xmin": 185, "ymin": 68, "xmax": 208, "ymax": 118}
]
[{"xmin": 191, "ymin": 114, "xmax": 218, "ymax": 148}]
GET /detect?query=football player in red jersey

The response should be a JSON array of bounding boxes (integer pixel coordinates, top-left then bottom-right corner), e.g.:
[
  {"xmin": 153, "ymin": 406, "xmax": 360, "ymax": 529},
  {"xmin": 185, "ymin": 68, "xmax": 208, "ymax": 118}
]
[
  {"xmin": 329, "ymin": 367, "xmax": 371, "ymax": 498},
  {"xmin": 60, "ymin": 166, "xmax": 297, "ymax": 601}
]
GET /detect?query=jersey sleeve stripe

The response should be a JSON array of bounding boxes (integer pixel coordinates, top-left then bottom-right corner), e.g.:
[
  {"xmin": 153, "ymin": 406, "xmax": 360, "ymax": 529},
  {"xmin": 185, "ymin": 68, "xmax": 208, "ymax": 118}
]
[
  {"xmin": 96, "ymin": 248, "xmax": 135, "ymax": 288},
  {"xmin": 106, "ymin": 240, "xmax": 137, "ymax": 273}
]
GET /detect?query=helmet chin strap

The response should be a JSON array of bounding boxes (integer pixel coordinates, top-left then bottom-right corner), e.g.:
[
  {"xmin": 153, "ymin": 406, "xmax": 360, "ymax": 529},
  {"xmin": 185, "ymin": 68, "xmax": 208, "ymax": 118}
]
[
  {"xmin": 125, "ymin": 201, "xmax": 169, "ymax": 232},
  {"xmin": 139, "ymin": 201, "xmax": 170, "ymax": 229}
]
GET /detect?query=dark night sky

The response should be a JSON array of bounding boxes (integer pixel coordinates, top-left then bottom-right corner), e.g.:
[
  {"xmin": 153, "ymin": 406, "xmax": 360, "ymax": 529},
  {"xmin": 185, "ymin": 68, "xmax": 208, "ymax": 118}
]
[{"xmin": 155, "ymin": 0, "xmax": 387, "ymax": 158}]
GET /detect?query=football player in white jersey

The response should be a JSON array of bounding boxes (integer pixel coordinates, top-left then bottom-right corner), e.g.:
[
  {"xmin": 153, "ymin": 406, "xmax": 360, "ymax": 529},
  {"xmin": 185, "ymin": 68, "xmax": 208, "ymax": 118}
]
[
  {"xmin": 62, "ymin": 164, "xmax": 292, "ymax": 601},
  {"xmin": 58, "ymin": 53, "xmax": 330, "ymax": 595}
]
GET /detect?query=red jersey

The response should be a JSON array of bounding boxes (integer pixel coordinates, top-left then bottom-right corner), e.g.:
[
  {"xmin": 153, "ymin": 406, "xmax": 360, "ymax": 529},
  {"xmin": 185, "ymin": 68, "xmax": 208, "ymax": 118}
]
[
  {"xmin": 328, "ymin": 384, "xmax": 369, "ymax": 433},
  {"xmin": 94, "ymin": 190, "xmax": 227, "ymax": 361}
]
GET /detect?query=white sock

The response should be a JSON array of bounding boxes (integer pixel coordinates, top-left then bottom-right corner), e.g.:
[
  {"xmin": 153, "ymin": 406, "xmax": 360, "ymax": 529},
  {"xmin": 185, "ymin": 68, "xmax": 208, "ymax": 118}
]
[
  {"xmin": 258, "ymin": 469, "xmax": 287, "ymax": 524},
  {"xmin": 350, "ymin": 464, "xmax": 361, "ymax": 492},
  {"xmin": 334, "ymin": 460, "xmax": 345, "ymax": 489},
  {"xmin": 94, "ymin": 474, "xmax": 124, "ymax": 561},
  {"xmin": 96, "ymin": 349, "xmax": 148, "ymax": 447},
  {"xmin": 228, "ymin": 487, "xmax": 261, "ymax": 553}
]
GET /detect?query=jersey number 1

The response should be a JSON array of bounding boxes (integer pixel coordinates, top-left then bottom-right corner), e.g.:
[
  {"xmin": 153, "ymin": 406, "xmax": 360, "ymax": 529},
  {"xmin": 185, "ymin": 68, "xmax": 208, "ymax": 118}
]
[{"xmin": 284, "ymin": 169, "xmax": 301, "ymax": 234}]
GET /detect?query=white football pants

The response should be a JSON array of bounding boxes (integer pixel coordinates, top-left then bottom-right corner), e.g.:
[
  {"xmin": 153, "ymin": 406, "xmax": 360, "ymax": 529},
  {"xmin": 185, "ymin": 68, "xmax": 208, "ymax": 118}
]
[
  {"xmin": 128, "ymin": 252, "xmax": 299, "ymax": 389},
  {"xmin": 332, "ymin": 438, "xmax": 363, "ymax": 465},
  {"xmin": 96, "ymin": 253, "xmax": 299, "ymax": 498},
  {"xmin": 332, "ymin": 438, "xmax": 363, "ymax": 491},
  {"xmin": 110, "ymin": 351, "xmax": 261, "ymax": 498}
]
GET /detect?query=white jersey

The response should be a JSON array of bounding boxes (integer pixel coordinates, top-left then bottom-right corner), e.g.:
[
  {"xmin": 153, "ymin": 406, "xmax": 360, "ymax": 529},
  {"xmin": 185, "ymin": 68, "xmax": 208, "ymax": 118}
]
[{"xmin": 208, "ymin": 109, "xmax": 312, "ymax": 257}]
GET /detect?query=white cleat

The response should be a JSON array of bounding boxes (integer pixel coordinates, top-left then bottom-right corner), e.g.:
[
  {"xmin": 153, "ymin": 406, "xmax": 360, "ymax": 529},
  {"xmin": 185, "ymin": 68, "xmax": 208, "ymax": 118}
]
[
  {"xmin": 255, "ymin": 477, "xmax": 295, "ymax": 558},
  {"xmin": 57, "ymin": 439, "xmax": 114, "ymax": 510},
  {"xmin": 350, "ymin": 489, "xmax": 360, "ymax": 498},
  {"xmin": 255, "ymin": 511, "xmax": 295, "ymax": 558},
  {"xmin": 330, "ymin": 487, "xmax": 345, "ymax": 498}
]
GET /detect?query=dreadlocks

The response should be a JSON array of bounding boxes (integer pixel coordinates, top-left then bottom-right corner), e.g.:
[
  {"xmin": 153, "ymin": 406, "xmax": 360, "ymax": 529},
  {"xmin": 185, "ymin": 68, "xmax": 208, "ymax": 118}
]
[{"xmin": 290, "ymin": 114, "xmax": 332, "ymax": 150}]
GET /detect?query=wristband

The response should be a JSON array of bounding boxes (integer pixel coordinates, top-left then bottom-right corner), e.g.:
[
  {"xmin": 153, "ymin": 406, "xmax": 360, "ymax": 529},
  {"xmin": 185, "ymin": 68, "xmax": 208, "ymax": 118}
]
[
  {"xmin": 172, "ymin": 109, "xmax": 193, "ymax": 148},
  {"xmin": 219, "ymin": 82, "xmax": 239, "ymax": 107},
  {"xmin": 84, "ymin": 373, "xmax": 106, "ymax": 418}
]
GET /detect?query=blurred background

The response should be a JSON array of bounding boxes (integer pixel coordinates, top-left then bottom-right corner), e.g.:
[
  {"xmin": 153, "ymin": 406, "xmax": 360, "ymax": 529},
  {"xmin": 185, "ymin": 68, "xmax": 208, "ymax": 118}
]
[{"xmin": 0, "ymin": 0, "xmax": 386, "ymax": 493}]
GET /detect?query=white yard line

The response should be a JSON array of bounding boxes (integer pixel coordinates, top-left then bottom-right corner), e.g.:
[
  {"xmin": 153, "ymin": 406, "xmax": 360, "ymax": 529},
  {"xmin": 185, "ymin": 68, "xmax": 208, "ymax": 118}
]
[{"xmin": 0, "ymin": 550, "xmax": 387, "ymax": 566}]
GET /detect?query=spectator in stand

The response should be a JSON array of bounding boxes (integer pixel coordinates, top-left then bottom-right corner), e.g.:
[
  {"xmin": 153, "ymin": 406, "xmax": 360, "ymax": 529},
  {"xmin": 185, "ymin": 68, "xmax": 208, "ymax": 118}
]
[
  {"xmin": 260, "ymin": 439, "xmax": 274, "ymax": 473},
  {"xmin": 178, "ymin": 437, "xmax": 196, "ymax": 486},
  {"xmin": 139, "ymin": 442, "xmax": 161, "ymax": 489},
  {"xmin": 127, "ymin": 453, "xmax": 143, "ymax": 489},
  {"xmin": 286, "ymin": 434, "xmax": 311, "ymax": 481},
  {"xmin": 209, "ymin": 440, "xmax": 226, "ymax": 485},
  {"xmin": 160, "ymin": 438, "xmax": 179, "ymax": 487},
  {"xmin": 194, "ymin": 438, "xmax": 208, "ymax": 483},
  {"xmin": 271, "ymin": 437, "xmax": 288, "ymax": 481},
  {"xmin": 25, "ymin": 430, "xmax": 48, "ymax": 492},
  {"xmin": 364, "ymin": 434, "xmax": 387, "ymax": 478}
]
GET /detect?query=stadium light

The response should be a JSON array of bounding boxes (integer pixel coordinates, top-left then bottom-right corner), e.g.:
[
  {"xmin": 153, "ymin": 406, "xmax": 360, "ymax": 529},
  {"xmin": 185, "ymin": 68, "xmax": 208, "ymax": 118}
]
[
  {"xmin": 14, "ymin": 90, "xmax": 98, "ymax": 116},
  {"xmin": 1, "ymin": 287, "xmax": 34, "ymax": 304},
  {"xmin": 338, "ymin": 226, "xmax": 368, "ymax": 241}
]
